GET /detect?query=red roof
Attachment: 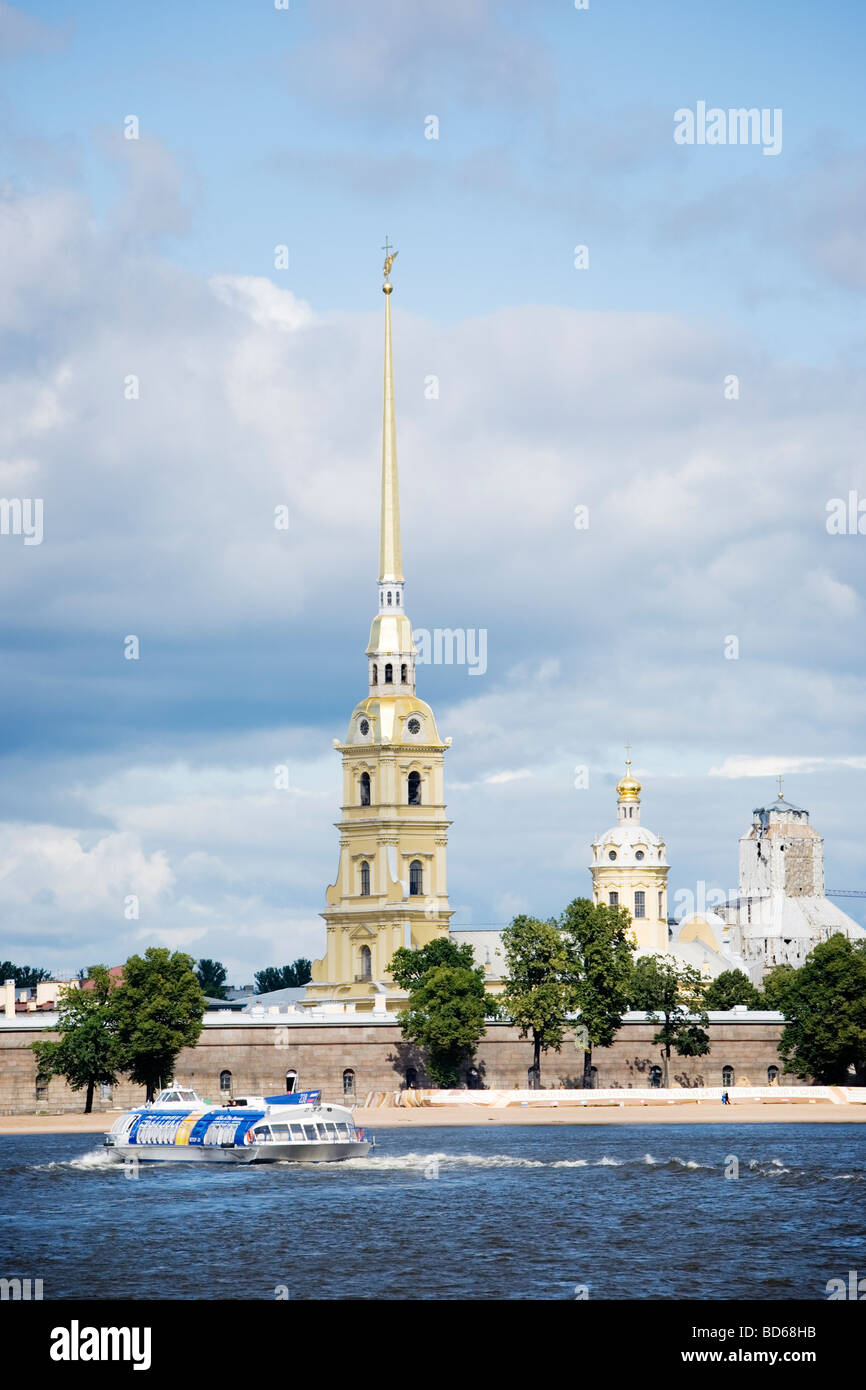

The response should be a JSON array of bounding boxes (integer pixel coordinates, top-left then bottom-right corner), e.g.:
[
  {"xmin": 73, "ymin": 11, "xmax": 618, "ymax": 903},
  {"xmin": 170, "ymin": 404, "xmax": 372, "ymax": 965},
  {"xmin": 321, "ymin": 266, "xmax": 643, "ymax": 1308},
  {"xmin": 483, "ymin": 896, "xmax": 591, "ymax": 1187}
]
[{"xmin": 80, "ymin": 966, "xmax": 124, "ymax": 991}]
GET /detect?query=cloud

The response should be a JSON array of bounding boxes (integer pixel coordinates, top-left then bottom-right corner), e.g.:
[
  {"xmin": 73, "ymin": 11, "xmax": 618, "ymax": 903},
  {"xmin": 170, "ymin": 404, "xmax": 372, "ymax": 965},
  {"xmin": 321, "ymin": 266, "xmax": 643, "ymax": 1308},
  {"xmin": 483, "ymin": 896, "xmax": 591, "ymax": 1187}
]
[
  {"xmin": 284, "ymin": 0, "xmax": 556, "ymax": 120},
  {"xmin": 0, "ymin": 2, "xmax": 67, "ymax": 60},
  {"xmin": 2, "ymin": 172, "xmax": 866, "ymax": 974}
]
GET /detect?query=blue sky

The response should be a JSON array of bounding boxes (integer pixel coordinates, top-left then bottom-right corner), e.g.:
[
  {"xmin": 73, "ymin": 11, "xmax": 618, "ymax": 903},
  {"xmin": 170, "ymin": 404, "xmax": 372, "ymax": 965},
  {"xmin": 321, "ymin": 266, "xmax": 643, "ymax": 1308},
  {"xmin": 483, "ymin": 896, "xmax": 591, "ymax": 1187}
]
[{"xmin": 1, "ymin": 0, "xmax": 865, "ymax": 981}]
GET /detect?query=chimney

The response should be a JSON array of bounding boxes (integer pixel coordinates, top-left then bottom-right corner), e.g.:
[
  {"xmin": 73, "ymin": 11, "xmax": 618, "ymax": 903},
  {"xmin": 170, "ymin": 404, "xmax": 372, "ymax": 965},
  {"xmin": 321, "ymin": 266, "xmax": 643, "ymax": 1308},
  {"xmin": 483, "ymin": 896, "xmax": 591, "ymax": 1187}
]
[{"xmin": 3, "ymin": 979, "xmax": 15, "ymax": 1018}]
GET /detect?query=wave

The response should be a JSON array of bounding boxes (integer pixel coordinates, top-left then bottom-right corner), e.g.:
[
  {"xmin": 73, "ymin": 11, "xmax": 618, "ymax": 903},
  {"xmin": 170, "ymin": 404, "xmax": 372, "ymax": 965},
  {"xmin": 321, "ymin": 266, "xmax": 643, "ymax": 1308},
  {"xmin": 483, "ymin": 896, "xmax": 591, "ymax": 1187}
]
[{"xmin": 29, "ymin": 1149, "xmax": 120, "ymax": 1173}]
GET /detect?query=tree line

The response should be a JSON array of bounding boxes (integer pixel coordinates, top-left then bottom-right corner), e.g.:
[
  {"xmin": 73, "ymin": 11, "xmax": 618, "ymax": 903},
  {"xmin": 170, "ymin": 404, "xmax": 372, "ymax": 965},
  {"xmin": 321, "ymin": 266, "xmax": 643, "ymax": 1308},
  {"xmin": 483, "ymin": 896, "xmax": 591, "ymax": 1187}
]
[
  {"xmin": 390, "ymin": 899, "xmax": 866, "ymax": 1090},
  {"xmin": 14, "ymin": 909, "xmax": 866, "ymax": 1109}
]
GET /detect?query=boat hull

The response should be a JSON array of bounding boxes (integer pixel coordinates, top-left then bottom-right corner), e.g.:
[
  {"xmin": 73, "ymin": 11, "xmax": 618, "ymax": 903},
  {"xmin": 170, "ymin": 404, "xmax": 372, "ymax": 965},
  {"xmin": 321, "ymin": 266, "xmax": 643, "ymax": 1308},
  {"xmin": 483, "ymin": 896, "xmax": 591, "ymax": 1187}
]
[{"xmin": 104, "ymin": 1139, "xmax": 371, "ymax": 1164}]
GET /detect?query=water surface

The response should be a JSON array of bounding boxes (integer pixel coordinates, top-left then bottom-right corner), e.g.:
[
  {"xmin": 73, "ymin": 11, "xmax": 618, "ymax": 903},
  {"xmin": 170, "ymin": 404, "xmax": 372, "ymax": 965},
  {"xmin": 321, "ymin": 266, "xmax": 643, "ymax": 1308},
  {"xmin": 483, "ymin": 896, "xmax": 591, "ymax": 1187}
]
[{"xmin": 2, "ymin": 1124, "xmax": 862, "ymax": 1300}]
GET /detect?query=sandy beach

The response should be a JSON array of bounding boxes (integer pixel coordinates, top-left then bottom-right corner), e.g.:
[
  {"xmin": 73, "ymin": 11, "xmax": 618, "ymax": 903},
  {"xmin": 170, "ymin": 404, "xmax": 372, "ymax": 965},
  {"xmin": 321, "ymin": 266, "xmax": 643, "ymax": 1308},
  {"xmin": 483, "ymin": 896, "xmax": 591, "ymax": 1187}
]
[{"xmin": 2, "ymin": 1100, "xmax": 865, "ymax": 1135}]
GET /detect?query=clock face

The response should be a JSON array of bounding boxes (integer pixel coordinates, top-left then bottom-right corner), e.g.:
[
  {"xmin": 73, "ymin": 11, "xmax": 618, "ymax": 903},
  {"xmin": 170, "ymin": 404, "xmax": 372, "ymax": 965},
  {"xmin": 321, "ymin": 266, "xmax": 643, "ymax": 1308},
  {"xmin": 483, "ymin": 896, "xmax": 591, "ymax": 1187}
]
[
  {"xmin": 359, "ymin": 719, "xmax": 370, "ymax": 736},
  {"xmin": 608, "ymin": 850, "xmax": 617, "ymax": 861},
  {"xmin": 635, "ymin": 850, "xmax": 645, "ymax": 861},
  {"xmin": 407, "ymin": 718, "xmax": 421, "ymax": 735}
]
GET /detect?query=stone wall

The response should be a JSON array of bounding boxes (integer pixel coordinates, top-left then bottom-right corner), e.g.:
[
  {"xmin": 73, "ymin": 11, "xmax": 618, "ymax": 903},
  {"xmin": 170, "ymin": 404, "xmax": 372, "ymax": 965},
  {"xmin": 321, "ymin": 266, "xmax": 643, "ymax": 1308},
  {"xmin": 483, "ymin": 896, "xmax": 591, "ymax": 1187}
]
[{"xmin": 0, "ymin": 1016, "xmax": 802, "ymax": 1114}]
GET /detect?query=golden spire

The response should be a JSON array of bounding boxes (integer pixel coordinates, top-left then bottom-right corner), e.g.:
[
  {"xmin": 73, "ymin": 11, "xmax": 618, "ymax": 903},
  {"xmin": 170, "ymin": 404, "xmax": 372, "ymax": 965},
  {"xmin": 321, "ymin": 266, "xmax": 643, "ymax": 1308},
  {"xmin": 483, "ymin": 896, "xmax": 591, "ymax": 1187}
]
[{"xmin": 378, "ymin": 237, "xmax": 403, "ymax": 585}]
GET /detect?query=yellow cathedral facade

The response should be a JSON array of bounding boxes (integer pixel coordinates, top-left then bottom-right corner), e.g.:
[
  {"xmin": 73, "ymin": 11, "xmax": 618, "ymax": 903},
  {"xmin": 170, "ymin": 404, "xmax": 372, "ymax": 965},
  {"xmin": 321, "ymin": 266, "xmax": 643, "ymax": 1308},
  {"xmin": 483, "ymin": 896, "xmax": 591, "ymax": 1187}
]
[{"xmin": 307, "ymin": 251, "xmax": 453, "ymax": 1011}]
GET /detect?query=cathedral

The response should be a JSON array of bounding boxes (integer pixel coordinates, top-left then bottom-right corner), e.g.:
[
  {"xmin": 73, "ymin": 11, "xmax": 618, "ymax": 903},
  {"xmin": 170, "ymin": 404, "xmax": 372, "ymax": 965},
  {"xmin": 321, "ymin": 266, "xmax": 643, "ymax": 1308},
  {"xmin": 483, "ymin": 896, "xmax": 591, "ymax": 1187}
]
[
  {"xmin": 306, "ymin": 254, "xmax": 452, "ymax": 1011},
  {"xmin": 305, "ymin": 252, "xmax": 864, "ymax": 1008}
]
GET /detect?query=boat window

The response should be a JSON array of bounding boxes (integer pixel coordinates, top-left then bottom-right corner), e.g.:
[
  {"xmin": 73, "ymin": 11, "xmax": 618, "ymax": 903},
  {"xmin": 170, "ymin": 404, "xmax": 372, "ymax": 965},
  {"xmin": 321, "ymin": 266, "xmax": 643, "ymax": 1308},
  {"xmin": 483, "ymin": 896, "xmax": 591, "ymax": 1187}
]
[
  {"xmin": 290, "ymin": 1124, "xmax": 304, "ymax": 1140},
  {"xmin": 179, "ymin": 1091, "xmax": 196, "ymax": 1102},
  {"xmin": 335, "ymin": 1122, "xmax": 349, "ymax": 1137},
  {"xmin": 304, "ymin": 1124, "xmax": 319, "ymax": 1141},
  {"xmin": 324, "ymin": 1122, "xmax": 339, "ymax": 1139},
  {"xmin": 271, "ymin": 1123, "xmax": 291, "ymax": 1140},
  {"xmin": 317, "ymin": 1125, "xmax": 331, "ymax": 1140},
  {"xmin": 164, "ymin": 1092, "xmax": 179, "ymax": 1102},
  {"xmin": 253, "ymin": 1127, "xmax": 270, "ymax": 1142}
]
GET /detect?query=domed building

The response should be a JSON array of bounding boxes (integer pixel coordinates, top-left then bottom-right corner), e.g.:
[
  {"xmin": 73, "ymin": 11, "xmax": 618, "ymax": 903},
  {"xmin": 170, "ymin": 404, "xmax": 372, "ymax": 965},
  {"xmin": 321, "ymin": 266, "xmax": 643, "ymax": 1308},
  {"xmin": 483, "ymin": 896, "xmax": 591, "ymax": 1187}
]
[{"xmin": 590, "ymin": 754, "xmax": 669, "ymax": 954}]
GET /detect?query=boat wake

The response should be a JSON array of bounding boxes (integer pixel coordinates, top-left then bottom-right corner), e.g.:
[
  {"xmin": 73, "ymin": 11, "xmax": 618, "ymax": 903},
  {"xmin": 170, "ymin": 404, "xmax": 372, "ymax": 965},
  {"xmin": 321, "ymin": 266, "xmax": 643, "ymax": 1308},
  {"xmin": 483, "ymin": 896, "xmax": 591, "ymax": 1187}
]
[{"xmin": 29, "ymin": 1149, "xmax": 120, "ymax": 1174}]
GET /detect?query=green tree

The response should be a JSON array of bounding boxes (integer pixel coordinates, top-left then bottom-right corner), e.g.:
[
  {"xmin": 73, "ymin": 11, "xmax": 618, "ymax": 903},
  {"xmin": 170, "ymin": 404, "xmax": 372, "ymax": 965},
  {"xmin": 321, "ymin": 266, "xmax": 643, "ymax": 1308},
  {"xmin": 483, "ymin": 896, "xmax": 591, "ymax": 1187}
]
[
  {"xmin": 777, "ymin": 937, "xmax": 866, "ymax": 1084},
  {"xmin": 195, "ymin": 958, "xmax": 228, "ymax": 999},
  {"xmin": 631, "ymin": 954, "xmax": 710, "ymax": 1088},
  {"xmin": 398, "ymin": 966, "xmax": 493, "ymax": 1088},
  {"xmin": 703, "ymin": 969, "xmax": 763, "ymax": 1011},
  {"xmin": 559, "ymin": 897, "xmax": 633, "ymax": 1088},
  {"xmin": 391, "ymin": 939, "xmax": 497, "ymax": 1086},
  {"xmin": 390, "ymin": 937, "xmax": 478, "ymax": 989},
  {"xmin": 500, "ymin": 916, "xmax": 575, "ymax": 1089},
  {"xmin": 112, "ymin": 948, "xmax": 205, "ymax": 1102},
  {"xmin": 254, "ymin": 959, "xmax": 313, "ymax": 993},
  {"xmin": 761, "ymin": 963, "xmax": 797, "ymax": 1012},
  {"xmin": 0, "ymin": 962, "xmax": 54, "ymax": 988},
  {"xmin": 31, "ymin": 966, "xmax": 120, "ymax": 1113}
]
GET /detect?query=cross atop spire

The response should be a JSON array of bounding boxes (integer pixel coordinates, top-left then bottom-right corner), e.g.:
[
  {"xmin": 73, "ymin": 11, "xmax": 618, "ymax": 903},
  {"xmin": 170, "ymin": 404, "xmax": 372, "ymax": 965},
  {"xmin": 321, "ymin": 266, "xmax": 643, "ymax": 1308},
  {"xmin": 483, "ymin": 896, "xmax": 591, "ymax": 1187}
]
[{"xmin": 382, "ymin": 235, "xmax": 398, "ymax": 287}]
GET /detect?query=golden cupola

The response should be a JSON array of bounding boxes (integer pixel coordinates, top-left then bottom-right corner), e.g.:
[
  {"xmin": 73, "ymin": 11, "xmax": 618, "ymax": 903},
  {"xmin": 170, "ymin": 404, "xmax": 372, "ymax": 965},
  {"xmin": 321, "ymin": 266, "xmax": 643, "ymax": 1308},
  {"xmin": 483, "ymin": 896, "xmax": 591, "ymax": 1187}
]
[{"xmin": 616, "ymin": 751, "xmax": 642, "ymax": 816}]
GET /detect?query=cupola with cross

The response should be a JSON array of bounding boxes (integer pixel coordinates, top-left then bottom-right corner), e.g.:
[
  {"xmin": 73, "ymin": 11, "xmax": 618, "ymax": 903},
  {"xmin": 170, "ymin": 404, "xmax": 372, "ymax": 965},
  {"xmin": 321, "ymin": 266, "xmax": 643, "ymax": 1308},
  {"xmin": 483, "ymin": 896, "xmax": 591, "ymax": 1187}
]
[{"xmin": 590, "ymin": 748, "xmax": 670, "ymax": 954}]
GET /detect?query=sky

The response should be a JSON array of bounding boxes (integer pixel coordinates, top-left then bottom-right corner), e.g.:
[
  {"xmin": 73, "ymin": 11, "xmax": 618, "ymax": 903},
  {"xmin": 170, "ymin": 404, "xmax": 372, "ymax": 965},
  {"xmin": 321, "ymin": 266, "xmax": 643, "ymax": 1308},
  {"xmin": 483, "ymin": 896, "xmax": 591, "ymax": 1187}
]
[{"xmin": 1, "ymin": 0, "xmax": 865, "ymax": 983}]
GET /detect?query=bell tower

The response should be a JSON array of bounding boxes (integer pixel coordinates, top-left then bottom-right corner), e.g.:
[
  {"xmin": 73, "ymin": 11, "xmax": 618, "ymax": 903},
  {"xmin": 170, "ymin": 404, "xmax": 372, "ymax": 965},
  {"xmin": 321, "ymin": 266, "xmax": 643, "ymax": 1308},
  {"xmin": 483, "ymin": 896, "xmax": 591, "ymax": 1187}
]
[{"xmin": 308, "ymin": 246, "xmax": 453, "ymax": 1011}]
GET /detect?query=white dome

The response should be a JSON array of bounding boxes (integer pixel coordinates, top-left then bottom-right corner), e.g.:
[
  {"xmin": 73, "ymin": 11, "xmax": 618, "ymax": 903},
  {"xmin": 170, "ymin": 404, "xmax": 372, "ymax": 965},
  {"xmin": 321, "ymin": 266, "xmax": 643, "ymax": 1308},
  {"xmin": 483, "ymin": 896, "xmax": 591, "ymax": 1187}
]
[
  {"xmin": 595, "ymin": 825, "xmax": 662, "ymax": 848},
  {"xmin": 592, "ymin": 823, "xmax": 667, "ymax": 866}
]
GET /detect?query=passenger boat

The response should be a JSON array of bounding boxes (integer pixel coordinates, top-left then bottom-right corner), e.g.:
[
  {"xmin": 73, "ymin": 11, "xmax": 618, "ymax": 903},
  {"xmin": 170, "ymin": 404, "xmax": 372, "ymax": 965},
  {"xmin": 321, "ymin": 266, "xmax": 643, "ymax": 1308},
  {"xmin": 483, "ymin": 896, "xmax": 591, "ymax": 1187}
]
[{"xmin": 103, "ymin": 1085, "xmax": 372, "ymax": 1164}]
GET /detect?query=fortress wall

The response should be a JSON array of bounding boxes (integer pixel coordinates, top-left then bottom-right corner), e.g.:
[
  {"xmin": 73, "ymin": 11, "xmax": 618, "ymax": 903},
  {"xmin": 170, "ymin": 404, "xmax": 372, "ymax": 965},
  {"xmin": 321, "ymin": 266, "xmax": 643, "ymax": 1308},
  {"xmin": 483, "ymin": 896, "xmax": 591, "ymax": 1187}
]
[{"xmin": 0, "ymin": 1018, "xmax": 802, "ymax": 1114}]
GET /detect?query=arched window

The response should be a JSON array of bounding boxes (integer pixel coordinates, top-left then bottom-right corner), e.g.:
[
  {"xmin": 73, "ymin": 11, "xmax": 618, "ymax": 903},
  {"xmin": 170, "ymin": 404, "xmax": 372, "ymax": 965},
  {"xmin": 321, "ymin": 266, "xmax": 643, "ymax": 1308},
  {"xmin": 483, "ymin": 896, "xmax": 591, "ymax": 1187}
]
[
  {"xmin": 409, "ymin": 860, "xmax": 423, "ymax": 896},
  {"xmin": 343, "ymin": 1068, "xmax": 355, "ymax": 1097},
  {"xmin": 384, "ymin": 663, "xmax": 393, "ymax": 684},
  {"xmin": 722, "ymin": 1065, "xmax": 734, "ymax": 1088},
  {"xmin": 395, "ymin": 592, "xmax": 400, "ymax": 605},
  {"xmin": 359, "ymin": 945, "xmax": 372, "ymax": 980},
  {"xmin": 372, "ymin": 664, "xmax": 378, "ymax": 684},
  {"xmin": 360, "ymin": 772, "xmax": 370, "ymax": 806},
  {"xmin": 767, "ymin": 1065, "xmax": 779, "ymax": 1085},
  {"xmin": 219, "ymin": 1069, "xmax": 232, "ymax": 1095},
  {"xmin": 408, "ymin": 771, "xmax": 421, "ymax": 805},
  {"xmin": 405, "ymin": 1067, "xmax": 417, "ymax": 1089},
  {"xmin": 360, "ymin": 861, "xmax": 370, "ymax": 896},
  {"xmin": 387, "ymin": 591, "xmax": 392, "ymax": 606},
  {"xmin": 401, "ymin": 663, "xmax": 407, "ymax": 683},
  {"xmin": 649, "ymin": 1065, "xmax": 662, "ymax": 1089},
  {"xmin": 285, "ymin": 1070, "xmax": 297, "ymax": 1093}
]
